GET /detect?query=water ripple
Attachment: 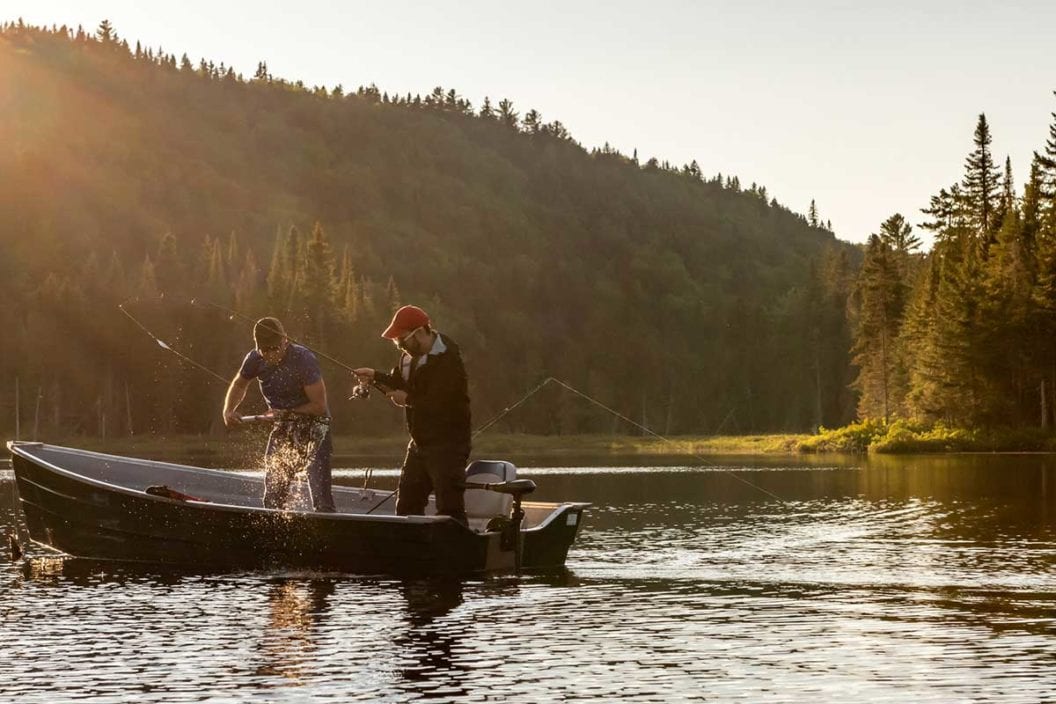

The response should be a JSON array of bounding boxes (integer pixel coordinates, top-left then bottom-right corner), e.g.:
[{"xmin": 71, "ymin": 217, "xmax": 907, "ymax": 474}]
[{"xmin": 3, "ymin": 457, "xmax": 1056, "ymax": 702}]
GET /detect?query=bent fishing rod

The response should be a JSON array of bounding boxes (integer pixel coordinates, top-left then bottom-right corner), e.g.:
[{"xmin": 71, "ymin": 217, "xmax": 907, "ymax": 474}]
[
  {"xmin": 188, "ymin": 298, "xmax": 361, "ymax": 376},
  {"xmin": 119, "ymin": 300, "xmax": 346, "ymax": 423},
  {"xmin": 118, "ymin": 300, "xmax": 231, "ymax": 386},
  {"xmin": 123, "ymin": 294, "xmax": 362, "ymax": 376}
]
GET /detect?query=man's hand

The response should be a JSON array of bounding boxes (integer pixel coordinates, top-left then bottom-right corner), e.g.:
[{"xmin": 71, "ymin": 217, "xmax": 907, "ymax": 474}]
[
  {"xmin": 223, "ymin": 410, "xmax": 242, "ymax": 427},
  {"xmin": 353, "ymin": 367, "xmax": 375, "ymax": 383},
  {"xmin": 387, "ymin": 390, "xmax": 409, "ymax": 407}
]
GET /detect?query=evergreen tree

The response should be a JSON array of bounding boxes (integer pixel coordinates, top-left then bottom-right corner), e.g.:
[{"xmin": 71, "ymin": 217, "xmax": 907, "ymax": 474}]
[
  {"xmin": 234, "ymin": 249, "xmax": 260, "ymax": 310},
  {"xmin": 154, "ymin": 233, "xmax": 184, "ymax": 296},
  {"xmin": 927, "ymin": 236, "xmax": 989, "ymax": 424},
  {"xmin": 878, "ymin": 213, "xmax": 920, "ymax": 255},
  {"xmin": 961, "ymin": 114, "xmax": 1001, "ymax": 243},
  {"xmin": 523, "ymin": 109, "xmax": 542, "ymax": 134},
  {"xmin": 96, "ymin": 19, "xmax": 115, "ymax": 43},
  {"xmin": 336, "ymin": 245, "xmax": 359, "ymax": 322},
  {"xmin": 267, "ymin": 226, "xmax": 300, "ymax": 311},
  {"xmin": 851, "ymin": 235, "xmax": 907, "ymax": 422},
  {"xmin": 138, "ymin": 255, "xmax": 159, "ymax": 297},
  {"xmin": 498, "ymin": 99, "xmax": 518, "ymax": 129},
  {"xmin": 293, "ymin": 222, "xmax": 337, "ymax": 343}
]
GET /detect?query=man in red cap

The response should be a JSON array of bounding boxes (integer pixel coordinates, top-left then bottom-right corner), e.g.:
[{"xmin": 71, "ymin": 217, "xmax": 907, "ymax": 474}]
[{"xmin": 354, "ymin": 305, "xmax": 472, "ymax": 525}]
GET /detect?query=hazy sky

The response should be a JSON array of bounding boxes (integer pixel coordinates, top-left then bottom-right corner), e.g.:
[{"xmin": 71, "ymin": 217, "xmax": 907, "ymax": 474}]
[{"xmin": 13, "ymin": 1, "xmax": 1056, "ymax": 245}]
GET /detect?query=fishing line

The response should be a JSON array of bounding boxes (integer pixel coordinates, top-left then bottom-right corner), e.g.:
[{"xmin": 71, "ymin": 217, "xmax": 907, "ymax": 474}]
[
  {"xmin": 117, "ymin": 300, "xmax": 230, "ymax": 385},
  {"xmin": 475, "ymin": 376, "xmax": 785, "ymax": 503},
  {"xmin": 367, "ymin": 373, "xmax": 557, "ymax": 512},
  {"xmin": 188, "ymin": 298, "xmax": 361, "ymax": 376},
  {"xmin": 120, "ymin": 297, "xmax": 783, "ymax": 502},
  {"xmin": 472, "ymin": 376, "xmax": 558, "ymax": 438}
]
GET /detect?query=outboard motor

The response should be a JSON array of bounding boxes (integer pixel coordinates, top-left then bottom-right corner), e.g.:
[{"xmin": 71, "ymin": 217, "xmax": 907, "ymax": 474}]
[{"xmin": 465, "ymin": 460, "xmax": 536, "ymax": 571}]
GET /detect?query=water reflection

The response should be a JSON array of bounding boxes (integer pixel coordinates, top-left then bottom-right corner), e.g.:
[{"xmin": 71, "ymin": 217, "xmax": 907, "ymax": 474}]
[
  {"xmin": 256, "ymin": 579, "xmax": 336, "ymax": 682},
  {"xmin": 393, "ymin": 578, "xmax": 468, "ymax": 699},
  {"xmin": 3, "ymin": 456, "xmax": 1056, "ymax": 702}
]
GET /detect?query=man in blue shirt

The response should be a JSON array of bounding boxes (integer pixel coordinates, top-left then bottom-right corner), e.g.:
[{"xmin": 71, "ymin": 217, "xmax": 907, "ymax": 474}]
[{"xmin": 222, "ymin": 317, "xmax": 336, "ymax": 512}]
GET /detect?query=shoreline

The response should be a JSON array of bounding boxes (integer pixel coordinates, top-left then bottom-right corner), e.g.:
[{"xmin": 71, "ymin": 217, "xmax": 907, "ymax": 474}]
[
  {"xmin": 3, "ymin": 432, "xmax": 808, "ymax": 461},
  {"xmin": 6, "ymin": 431, "xmax": 1056, "ymax": 466}
]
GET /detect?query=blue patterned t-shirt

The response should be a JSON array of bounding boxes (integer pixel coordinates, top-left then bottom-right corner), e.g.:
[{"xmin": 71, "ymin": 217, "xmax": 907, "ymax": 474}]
[{"xmin": 239, "ymin": 344, "xmax": 321, "ymax": 410}]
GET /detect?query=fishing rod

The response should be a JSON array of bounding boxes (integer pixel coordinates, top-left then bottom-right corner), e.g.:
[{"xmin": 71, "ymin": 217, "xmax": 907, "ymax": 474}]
[
  {"xmin": 122, "ymin": 296, "xmax": 372, "ymax": 403},
  {"xmin": 467, "ymin": 376, "xmax": 785, "ymax": 503},
  {"xmin": 117, "ymin": 300, "xmax": 231, "ymax": 386},
  {"xmin": 188, "ymin": 298, "xmax": 361, "ymax": 376},
  {"xmin": 121, "ymin": 298, "xmax": 784, "ymax": 502}
]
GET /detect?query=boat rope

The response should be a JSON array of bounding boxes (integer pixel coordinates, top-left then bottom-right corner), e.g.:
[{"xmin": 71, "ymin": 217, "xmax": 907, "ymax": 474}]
[{"xmin": 118, "ymin": 300, "xmax": 230, "ymax": 385}]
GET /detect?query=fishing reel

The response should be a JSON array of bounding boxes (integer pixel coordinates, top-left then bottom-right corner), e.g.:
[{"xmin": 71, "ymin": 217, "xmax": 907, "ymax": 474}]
[
  {"xmin": 349, "ymin": 379, "xmax": 393, "ymax": 400},
  {"xmin": 349, "ymin": 381, "xmax": 373, "ymax": 400}
]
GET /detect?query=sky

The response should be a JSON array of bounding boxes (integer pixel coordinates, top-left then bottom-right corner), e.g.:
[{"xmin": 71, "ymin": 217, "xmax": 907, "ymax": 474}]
[{"xmin": 12, "ymin": 0, "xmax": 1056, "ymax": 246}]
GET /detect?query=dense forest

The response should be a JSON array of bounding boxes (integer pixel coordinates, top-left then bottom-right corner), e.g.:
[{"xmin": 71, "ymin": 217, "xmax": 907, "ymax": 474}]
[
  {"xmin": 850, "ymin": 106, "xmax": 1056, "ymax": 429},
  {"xmin": 1, "ymin": 20, "xmax": 859, "ymax": 440}
]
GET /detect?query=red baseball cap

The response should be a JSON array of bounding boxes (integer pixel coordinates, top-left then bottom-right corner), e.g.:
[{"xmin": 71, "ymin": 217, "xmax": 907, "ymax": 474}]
[{"xmin": 382, "ymin": 305, "xmax": 431, "ymax": 339}]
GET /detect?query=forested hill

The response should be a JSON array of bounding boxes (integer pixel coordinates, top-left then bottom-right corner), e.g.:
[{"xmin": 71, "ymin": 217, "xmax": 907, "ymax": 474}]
[{"xmin": 0, "ymin": 22, "xmax": 858, "ymax": 438}]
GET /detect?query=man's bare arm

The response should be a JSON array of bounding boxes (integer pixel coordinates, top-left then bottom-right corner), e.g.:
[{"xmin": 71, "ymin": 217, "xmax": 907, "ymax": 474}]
[{"xmin": 223, "ymin": 374, "xmax": 251, "ymax": 426}]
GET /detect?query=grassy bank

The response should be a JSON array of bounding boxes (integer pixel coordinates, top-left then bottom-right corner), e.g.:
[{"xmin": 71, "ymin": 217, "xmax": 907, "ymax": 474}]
[{"xmin": 798, "ymin": 420, "xmax": 1056, "ymax": 454}]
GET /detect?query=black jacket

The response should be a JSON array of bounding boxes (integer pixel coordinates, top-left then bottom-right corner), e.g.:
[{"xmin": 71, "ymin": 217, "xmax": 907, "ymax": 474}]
[{"xmin": 374, "ymin": 333, "xmax": 471, "ymax": 450}]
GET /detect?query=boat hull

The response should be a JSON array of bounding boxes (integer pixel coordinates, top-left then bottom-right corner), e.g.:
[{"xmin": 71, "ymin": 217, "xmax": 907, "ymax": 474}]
[{"xmin": 9, "ymin": 444, "xmax": 587, "ymax": 575}]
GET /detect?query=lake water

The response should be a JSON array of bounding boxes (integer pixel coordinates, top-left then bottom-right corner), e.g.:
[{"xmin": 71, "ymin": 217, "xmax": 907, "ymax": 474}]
[{"xmin": 2, "ymin": 453, "xmax": 1055, "ymax": 702}]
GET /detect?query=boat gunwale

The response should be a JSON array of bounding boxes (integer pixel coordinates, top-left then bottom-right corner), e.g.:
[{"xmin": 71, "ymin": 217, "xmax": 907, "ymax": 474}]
[
  {"xmin": 7, "ymin": 441, "xmax": 590, "ymax": 533},
  {"xmin": 7, "ymin": 441, "xmax": 447, "ymax": 526}
]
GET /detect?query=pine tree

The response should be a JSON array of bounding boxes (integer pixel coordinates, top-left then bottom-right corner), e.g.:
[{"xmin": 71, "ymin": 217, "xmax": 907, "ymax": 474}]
[
  {"xmin": 138, "ymin": 255, "xmax": 159, "ymax": 297},
  {"xmin": 267, "ymin": 225, "xmax": 300, "ymax": 310},
  {"xmin": 928, "ymin": 236, "xmax": 989, "ymax": 424},
  {"xmin": 522, "ymin": 109, "xmax": 542, "ymax": 134},
  {"xmin": 154, "ymin": 233, "xmax": 183, "ymax": 295},
  {"xmin": 383, "ymin": 275, "xmax": 401, "ymax": 312},
  {"xmin": 995, "ymin": 156, "xmax": 1016, "ymax": 227},
  {"xmin": 878, "ymin": 213, "xmax": 921, "ymax": 256},
  {"xmin": 498, "ymin": 99, "xmax": 518, "ymax": 129},
  {"xmin": 234, "ymin": 249, "xmax": 260, "ymax": 310},
  {"xmin": 96, "ymin": 19, "xmax": 115, "ymax": 43},
  {"xmin": 1022, "ymin": 155, "xmax": 1044, "ymax": 250},
  {"xmin": 903, "ymin": 256, "xmax": 943, "ymax": 418},
  {"xmin": 205, "ymin": 236, "xmax": 227, "ymax": 297},
  {"xmin": 293, "ymin": 222, "xmax": 337, "ymax": 343},
  {"xmin": 336, "ymin": 245, "xmax": 359, "ymax": 322},
  {"xmin": 225, "ymin": 231, "xmax": 240, "ymax": 279},
  {"xmin": 851, "ymin": 235, "xmax": 908, "ymax": 422},
  {"xmin": 984, "ymin": 192, "xmax": 1034, "ymax": 414},
  {"xmin": 961, "ymin": 114, "xmax": 1001, "ymax": 243},
  {"xmin": 808, "ymin": 199, "xmax": 819, "ymax": 228},
  {"xmin": 1039, "ymin": 92, "xmax": 1056, "ymax": 197},
  {"xmin": 1038, "ymin": 94, "xmax": 1056, "ymax": 242}
]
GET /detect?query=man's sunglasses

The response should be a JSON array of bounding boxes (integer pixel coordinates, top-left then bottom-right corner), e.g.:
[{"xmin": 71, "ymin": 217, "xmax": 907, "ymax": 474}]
[{"xmin": 395, "ymin": 328, "xmax": 420, "ymax": 351}]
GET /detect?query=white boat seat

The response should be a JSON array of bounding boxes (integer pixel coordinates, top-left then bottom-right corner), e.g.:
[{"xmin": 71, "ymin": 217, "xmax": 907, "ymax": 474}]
[{"xmin": 464, "ymin": 460, "xmax": 517, "ymax": 519}]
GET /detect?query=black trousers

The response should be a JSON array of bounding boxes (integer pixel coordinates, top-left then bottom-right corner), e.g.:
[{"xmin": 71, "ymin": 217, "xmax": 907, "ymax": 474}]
[{"xmin": 396, "ymin": 440, "xmax": 469, "ymax": 525}]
